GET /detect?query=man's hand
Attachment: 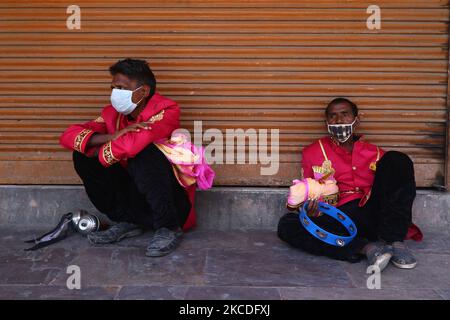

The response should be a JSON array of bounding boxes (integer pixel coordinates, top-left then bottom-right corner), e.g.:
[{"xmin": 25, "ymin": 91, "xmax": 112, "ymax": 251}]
[
  {"xmin": 113, "ymin": 122, "xmax": 151, "ymax": 140},
  {"xmin": 306, "ymin": 199, "xmax": 321, "ymax": 218},
  {"xmin": 86, "ymin": 122, "xmax": 152, "ymax": 149}
]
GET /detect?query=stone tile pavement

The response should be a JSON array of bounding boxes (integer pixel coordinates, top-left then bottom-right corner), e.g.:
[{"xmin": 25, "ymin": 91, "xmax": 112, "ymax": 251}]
[{"xmin": 0, "ymin": 227, "xmax": 449, "ymax": 300}]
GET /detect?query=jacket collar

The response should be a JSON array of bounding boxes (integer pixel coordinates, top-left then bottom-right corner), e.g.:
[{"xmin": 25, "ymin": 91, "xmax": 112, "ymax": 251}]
[{"xmin": 134, "ymin": 92, "xmax": 165, "ymax": 122}]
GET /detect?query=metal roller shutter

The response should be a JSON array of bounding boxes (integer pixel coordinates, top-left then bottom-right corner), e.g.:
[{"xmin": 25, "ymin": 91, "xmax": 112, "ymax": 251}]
[{"xmin": 0, "ymin": 0, "xmax": 448, "ymax": 186}]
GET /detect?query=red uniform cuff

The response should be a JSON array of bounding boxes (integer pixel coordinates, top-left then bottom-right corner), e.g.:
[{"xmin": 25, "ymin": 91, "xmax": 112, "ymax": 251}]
[
  {"xmin": 73, "ymin": 129, "xmax": 95, "ymax": 154},
  {"xmin": 98, "ymin": 141, "xmax": 119, "ymax": 167}
]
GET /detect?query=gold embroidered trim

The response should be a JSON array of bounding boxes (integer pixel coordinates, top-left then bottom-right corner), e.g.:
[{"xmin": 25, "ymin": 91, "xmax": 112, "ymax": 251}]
[
  {"xmin": 94, "ymin": 116, "xmax": 105, "ymax": 123},
  {"xmin": 145, "ymin": 109, "xmax": 165, "ymax": 124},
  {"xmin": 74, "ymin": 129, "xmax": 92, "ymax": 152},
  {"xmin": 312, "ymin": 139, "xmax": 335, "ymax": 181},
  {"xmin": 340, "ymin": 190, "xmax": 363, "ymax": 194},
  {"xmin": 322, "ymin": 193, "xmax": 339, "ymax": 206},
  {"xmin": 369, "ymin": 146, "xmax": 380, "ymax": 171},
  {"xmin": 318, "ymin": 140, "xmax": 329, "ymax": 161},
  {"xmin": 102, "ymin": 141, "xmax": 119, "ymax": 165}
]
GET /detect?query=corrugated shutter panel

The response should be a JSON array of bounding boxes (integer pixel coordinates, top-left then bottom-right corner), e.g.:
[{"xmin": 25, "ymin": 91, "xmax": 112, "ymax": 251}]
[{"xmin": 0, "ymin": 0, "xmax": 448, "ymax": 186}]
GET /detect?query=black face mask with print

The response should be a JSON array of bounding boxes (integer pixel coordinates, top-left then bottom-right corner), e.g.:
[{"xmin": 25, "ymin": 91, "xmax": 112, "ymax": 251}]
[{"xmin": 327, "ymin": 119, "xmax": 356, "ymax": 143}]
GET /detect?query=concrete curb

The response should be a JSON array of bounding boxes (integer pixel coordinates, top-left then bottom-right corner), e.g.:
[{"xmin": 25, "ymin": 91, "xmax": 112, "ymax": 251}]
[{"xmin": 0, "ymin": 186, "xmax": 449, "ymax": 230}]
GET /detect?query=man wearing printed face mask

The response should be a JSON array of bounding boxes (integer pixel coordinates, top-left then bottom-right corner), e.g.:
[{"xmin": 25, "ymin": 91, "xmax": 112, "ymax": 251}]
[
  {"xmin": 60, "ymin": 58, "xmax": 193, "ymax": 257},
  {"xmin": 278, "ymin": 98, "xmax": 423, "ymax": 272}
]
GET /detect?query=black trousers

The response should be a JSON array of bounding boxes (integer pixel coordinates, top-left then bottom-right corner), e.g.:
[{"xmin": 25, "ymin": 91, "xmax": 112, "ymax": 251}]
[
  {"xmin": 73, "ymin": 144, "xmax": 191, "ymax": 230},
  {"xmin": 277, "ymin": 151, "xmax": 416, "ymax": 263}
]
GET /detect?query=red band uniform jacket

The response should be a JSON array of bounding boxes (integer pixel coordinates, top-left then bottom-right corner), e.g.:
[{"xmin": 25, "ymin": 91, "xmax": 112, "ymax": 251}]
[
  {"xmin": 59, "ymin": 92, "xmax": 197, "ymax": 230},
  {"xmin": 301, "ymin": 136, "xmax": 422, "ymax": 241}
]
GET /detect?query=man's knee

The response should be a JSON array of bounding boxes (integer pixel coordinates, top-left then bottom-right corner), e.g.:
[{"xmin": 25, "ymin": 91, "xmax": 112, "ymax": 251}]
[
  {"xmin": 379, "ymin": 151, "xmax": 413, "ymax": 168},
  {"xmin": 127, "ymin": 144, "xmax": 172, "ymax": 181},
  {"xmin": 376, "ymin": 150, "xmax": 416, "ymax": 194},
  {"xmin": 73, "ymin": 151, "xmax": 103, "ymax": 178},
  {"xmin": 131, "ymin": 144, "xmax": 163, "ymax": 164},
  {"xmin": 73, "ymin": 151, "xmax": 90, "ymax": 174}
]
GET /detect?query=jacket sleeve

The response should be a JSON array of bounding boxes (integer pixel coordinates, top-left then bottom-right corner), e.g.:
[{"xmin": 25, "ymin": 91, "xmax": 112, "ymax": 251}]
[
  {"xmin": 59, "ymin": 115, "xmax": 107, "ymax": 155},
  {"xmin": 98, "ymin": 104, "xmax": 180, "ymax": 167}
]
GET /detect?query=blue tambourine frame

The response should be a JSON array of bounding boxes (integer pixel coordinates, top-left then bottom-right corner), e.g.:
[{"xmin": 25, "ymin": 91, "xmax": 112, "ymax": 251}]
[{"xmin": 299, "ymin": 201, "xmax": 357, "ymax": 247}]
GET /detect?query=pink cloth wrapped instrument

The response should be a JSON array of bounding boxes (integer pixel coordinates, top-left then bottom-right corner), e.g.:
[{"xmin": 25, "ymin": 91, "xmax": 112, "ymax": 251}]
[
  {"xmin": 287, "ymin": 177, "xmax": 339, "ymax": 210},
  {"xmin": 155, "ymin": 132, "xmax": 215, "ymax": 190}
]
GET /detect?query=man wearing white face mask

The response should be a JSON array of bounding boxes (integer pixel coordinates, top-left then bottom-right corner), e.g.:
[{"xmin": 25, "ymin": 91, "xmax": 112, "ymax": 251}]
[
  {"xmin": 60, "ymin": 58, "xmax": 194, "ymax": 257},
  {"xmin": 278, "ymin": 98, "xmax": 423, "ymax": 272}
]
